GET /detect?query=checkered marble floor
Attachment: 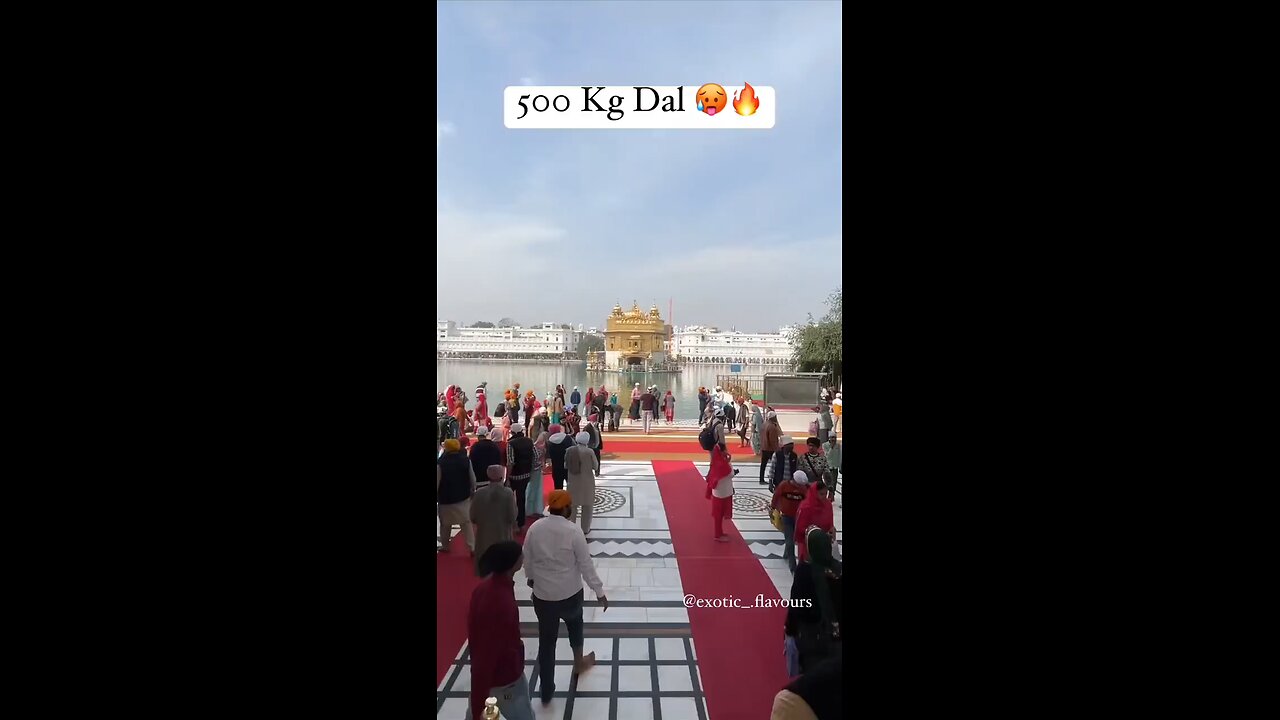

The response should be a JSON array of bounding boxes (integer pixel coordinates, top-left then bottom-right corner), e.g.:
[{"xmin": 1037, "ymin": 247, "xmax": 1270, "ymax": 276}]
[{"xmin": 437, "ymin": 460, "xmax": 844, "ymax": 718}]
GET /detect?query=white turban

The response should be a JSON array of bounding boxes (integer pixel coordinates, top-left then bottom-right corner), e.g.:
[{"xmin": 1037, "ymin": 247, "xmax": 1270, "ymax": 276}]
[
  {"xmin": 575, "ymin": 431, "xmax": 591, "ymax": 445},
  {"xmin": 793, "ymin": 470, "xmax": 809, "ymax": 484},
  {"xmin": 487, "ymin": 465, "xmax": 505, "ymax": 481}
]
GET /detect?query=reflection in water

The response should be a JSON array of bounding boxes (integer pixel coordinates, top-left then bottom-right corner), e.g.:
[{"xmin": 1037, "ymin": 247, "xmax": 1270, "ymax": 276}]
[{"xmin": 435, "ymin": 361, "xmax": 754, "ymax": 422}]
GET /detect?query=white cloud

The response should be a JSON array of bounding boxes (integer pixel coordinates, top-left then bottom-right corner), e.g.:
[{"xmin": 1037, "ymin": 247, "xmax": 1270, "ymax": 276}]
[
  {"xmin": 646, "ymin": 236, "xmax": 843, "ymax": 329},
  {"xmin": 435, "ymin": 206, "xmax": 567, "ymax": 324},
  {"xmin": 437, "ymin": 121, "xmax": 455, "ymax": 146}
]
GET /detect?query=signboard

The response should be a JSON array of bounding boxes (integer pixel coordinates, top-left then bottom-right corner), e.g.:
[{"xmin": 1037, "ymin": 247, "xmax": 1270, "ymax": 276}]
[
  {"xmin": 763, "ymin": 373, "xmax": 825, "ymax": 407},
  {"xmin": 729, "ymin": 364, "xmax": 742, "ymax": 373}
]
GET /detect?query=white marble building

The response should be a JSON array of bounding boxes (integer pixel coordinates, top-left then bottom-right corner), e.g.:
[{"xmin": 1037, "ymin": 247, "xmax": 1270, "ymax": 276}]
[
  {"xmin": 670, "ymin": 325, "xmax": 794, "ymax": 365},
  {"xmin": 436, "ymin": 321, "xmax": 581, "ymax": 357}
]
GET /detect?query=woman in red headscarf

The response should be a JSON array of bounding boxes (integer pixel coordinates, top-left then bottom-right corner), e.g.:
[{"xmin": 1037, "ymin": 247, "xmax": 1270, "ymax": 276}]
[
  {"xmin": 585, "ymin": 386, "xmax": 596, "ymax": 413},
  {"xmin": 445, "ymin": 385, "xmax": 457, "ymax": 415},
  {"xmin": 794, "ymin": 476, "xmax": 836, "ymax": 564},
  {"xmin": 706, "ymin": 444, "xmax": 736, "ymax": 542}
]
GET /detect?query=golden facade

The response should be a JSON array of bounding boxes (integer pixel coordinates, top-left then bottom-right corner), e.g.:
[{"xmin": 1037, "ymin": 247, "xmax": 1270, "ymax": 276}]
[{"xmin": 604, "ymin": 302, "xmax": 670, "ymax": 367}]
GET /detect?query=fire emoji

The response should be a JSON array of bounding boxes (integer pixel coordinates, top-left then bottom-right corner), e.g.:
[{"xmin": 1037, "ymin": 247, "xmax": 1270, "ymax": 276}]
[{"xmin": 733, "ymin": 82, "xmax": 759, "ymax": 116}]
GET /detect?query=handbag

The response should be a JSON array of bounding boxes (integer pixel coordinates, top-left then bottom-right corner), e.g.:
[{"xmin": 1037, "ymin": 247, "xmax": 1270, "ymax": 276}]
[{"xmin": 770, "ymin": 508, "xmax": 784, "ymax": 531}]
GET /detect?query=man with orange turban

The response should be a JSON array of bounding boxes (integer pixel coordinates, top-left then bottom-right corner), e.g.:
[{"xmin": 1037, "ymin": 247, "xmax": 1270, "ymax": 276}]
[{"xmin": 522, "ymin": 489, "xmax": 608, "ymax": 704}]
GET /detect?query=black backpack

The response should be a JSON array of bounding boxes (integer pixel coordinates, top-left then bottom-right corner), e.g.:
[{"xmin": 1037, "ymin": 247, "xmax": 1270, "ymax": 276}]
[
  {"xmin": 698, "ymin": 421, "xmax": 719, "ymax": 451},
  {"xmin": 439, "ymin": 416, "xmax": 458, "ymax": 440}
]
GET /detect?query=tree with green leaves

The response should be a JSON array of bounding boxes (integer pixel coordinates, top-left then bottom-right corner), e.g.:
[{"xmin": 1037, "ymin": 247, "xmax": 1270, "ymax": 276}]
[
  {"xmin": 789, "ymin": 288, "xmax": 842, "ymax": 389},
  {"xmin": 577, "ymin": 334, "xmax": 605, "ymax": 359},
  {"xmin": 497, "ymin": 317, "xmax": 519, "ymax": 327},
  {"xmin": 468, "ymin": 321, "xmax": 495, "ymax": 328}
]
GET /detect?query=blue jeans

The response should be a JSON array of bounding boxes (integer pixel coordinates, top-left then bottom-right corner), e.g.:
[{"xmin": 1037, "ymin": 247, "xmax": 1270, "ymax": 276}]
[
  {"xmin": 471, "ymin": 673, "xmax": 533, "ymax": 720},
  {"xmin": 782, "ymin": 515, "xmax": 797, "ymax": 572}
]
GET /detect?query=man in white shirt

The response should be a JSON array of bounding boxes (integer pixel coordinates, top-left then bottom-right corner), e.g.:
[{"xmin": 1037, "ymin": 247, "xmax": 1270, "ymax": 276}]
[{"xmin": 522, "ymin": 489, "xmax": 609, "ymax": 704}]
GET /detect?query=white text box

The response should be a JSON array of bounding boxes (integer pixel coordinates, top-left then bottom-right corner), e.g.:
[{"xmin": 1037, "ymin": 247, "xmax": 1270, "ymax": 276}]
[{"xmin": 504, "ymin": 85, "xmax": 776, "ymax": 130}]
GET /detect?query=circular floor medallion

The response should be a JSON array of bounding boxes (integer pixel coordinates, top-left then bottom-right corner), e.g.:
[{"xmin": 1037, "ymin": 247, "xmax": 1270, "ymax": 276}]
[
  {"xmin": 593, "ymin": 488, "xmax": 627, "ymax": 514},
  {"xmin": 733, "ymin": 491, "xmax": 773, "ymax": 515}
]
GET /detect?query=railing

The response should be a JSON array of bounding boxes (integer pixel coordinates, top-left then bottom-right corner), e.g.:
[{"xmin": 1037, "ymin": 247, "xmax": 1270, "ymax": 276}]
[{"xmin": 715, "ymin": 374, "xmax": 767, "ymax": 400}]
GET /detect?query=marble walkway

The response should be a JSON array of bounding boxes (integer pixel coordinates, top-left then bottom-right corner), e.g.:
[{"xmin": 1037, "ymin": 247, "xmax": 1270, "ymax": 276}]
[{"xmin": 436, "ymin": 459, "xmax": 843, "ymax": 719}]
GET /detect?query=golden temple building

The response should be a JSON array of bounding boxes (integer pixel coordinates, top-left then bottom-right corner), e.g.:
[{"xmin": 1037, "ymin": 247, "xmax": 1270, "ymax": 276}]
[{"xmin": 604, "ymin": 302, "xmax": 670, "ymax": 369}]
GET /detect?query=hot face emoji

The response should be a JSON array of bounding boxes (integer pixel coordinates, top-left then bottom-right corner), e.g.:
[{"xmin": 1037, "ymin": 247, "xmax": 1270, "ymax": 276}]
[{"xmin": 696, "ymin": 83, "xmax": 727, "ymax": 116}]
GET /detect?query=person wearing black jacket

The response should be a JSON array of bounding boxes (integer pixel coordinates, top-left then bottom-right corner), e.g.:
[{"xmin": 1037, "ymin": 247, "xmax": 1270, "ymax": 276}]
[
  {"xmin": 546, "ymin": 428, "xmax": 574, "ymax": 491},
  {"xmin": 437, "ymin": 439, "xmax": 476, "ymax": 554},
  {"xmin": 783, "ymin": 529, "xmax": 841, "ymax": 674},
  {"xmin": 591, "ymin": 393, "xmax": 608, "ymax": 431},
  {"xmin": 764, "ymin": 437, "xmax": 799, "ymax": 492},
  {"xmin": 506, "ymin": 425, "xmax": 535, "ymax": 527},
  {"xmin": 468, "ymin": 427, "xmax": 503, "ymax": 490}
]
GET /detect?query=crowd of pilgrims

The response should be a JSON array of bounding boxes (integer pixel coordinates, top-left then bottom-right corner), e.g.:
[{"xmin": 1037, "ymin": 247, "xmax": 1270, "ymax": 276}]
[
  {"xmin": 435, "ymin": 381, "xmax": 689, "ymax": 443},
  {"xmin": 436, "ymin": 381, "xmax": 843, "ymax": 719}
]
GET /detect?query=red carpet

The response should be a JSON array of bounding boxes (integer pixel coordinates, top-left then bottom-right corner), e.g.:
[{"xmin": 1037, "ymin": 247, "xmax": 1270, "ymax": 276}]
[
  {"xmin": 652, "ymin": 460, "xmax": 789, "ymax": 720},
  {"xmin": 436, "ymin": 471, "xmax": 572, "ymax": 687},
  {"xmin": 606, "ymin": 440, "xmax": 756, "ymax": 455},
  {"xmin": 438, "ymin": 471, "xmax": 554, "ymax": 684},
  {"xmin": 436, "ymin": 542, "xmax": 480, "ymax": 686}
]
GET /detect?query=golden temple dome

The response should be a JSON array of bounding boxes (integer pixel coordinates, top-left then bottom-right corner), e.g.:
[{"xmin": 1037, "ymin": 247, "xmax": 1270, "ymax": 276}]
[{"xmin": 611, "ymin": 303, "xmax": 624, "ymax": 317}]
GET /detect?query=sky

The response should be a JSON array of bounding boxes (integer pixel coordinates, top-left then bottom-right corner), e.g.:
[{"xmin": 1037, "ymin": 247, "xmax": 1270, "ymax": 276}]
[{"xmin": 437, "ymin": 0, "xmax": 842, "ymax": 332}]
